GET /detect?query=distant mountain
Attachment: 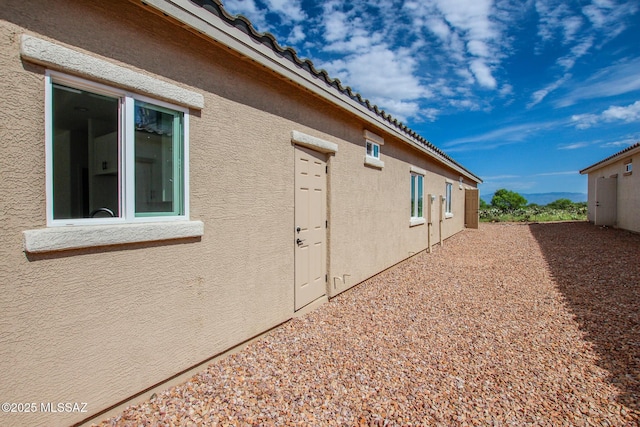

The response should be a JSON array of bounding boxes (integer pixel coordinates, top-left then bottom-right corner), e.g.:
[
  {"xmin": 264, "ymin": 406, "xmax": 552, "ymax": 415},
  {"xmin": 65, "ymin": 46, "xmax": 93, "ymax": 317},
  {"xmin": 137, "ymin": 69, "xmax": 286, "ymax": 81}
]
[{"xmin": 481, "ymin": 192, "xmax": 587, "ymax": 206}]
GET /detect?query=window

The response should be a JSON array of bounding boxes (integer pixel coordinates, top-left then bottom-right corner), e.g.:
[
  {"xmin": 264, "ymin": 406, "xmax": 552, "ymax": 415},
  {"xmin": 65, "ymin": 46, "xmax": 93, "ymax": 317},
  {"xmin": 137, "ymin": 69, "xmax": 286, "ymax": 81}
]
[
  {"xmin": 411, "ymin": 173, "xmax": 424, "ymax": 220},
  {"xmin": 625, "ymin": 160, "xmax": 632, "ymax": 175},
  {"xmin": 445, "ymin": 182, "xmax": 453, "ymax": 216},
  {"xmin": 366, "ymin": 140, "xmax": 380, "ymax": 159},
  {"xmin": 363, "ymin": 130, "xmax": 384, "ymax": 168},
  {"xmin": 47, "ymin": 73, "xmax": 187, "ymax": 225}
]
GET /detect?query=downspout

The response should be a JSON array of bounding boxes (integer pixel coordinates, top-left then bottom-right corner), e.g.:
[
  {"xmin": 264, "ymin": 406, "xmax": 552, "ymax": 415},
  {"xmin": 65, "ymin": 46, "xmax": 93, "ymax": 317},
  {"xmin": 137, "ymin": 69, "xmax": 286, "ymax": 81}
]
[
  {"xmin": 439, "ymin": 195, "xmax": 444, "ymax": 247},
  {"xmin": 427, "ymin": 194, "xmax": 434, "ymax": 253}
]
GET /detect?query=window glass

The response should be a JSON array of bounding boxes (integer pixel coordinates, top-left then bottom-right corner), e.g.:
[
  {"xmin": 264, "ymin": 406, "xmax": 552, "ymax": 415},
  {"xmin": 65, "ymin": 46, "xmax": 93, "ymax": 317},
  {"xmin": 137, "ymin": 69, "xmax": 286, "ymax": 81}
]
[
  {"xmin": 48, "ymin": 76, "xmax": 186, "ymax": 223},
  {"xmin": 417, "ymin": 175, "xmax": 423, "ymax": 217},
  {"xmin": 411, "ymin": 174, "xmax": 416, "ymax": 216},
  {"xmin": 134, "ymin": 102, "xmax": 183, "ymax": 216},
  {"xmin": 366, "ymin": 140, "xmax": 380, "ymax": 159},
  {"xmin": 445, "ymin": 182, "xmax": 453, "ymax": 214},
  {"xmin": 410, "ymin": 173, "xmax": 424, "ymax": 218},
  {"xmin": 52, "ymin": 84, "xmax": 119, "ymax": 219}
]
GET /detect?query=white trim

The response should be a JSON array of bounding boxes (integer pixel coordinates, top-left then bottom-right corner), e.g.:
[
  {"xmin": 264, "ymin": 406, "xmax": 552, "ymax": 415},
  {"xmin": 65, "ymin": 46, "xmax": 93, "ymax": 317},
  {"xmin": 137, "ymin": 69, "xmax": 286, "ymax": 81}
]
[
  {"xmin": 365, "ymin": 140, "xmax": 380, "ymax": 159},
  {"xmin": 124, "ymin": 96, "xmax": 136, "ymax": 220},
  {"xmin": 410, "ymin": 172, "xmax": 425, "ymax": 224},
  {"xmin": 24, "ymin": 221, "xmax": 204, "ymax": 253},
  {"xmin": 21, "ymin": 35, "xmax": 204, "ymax": 110},
  {"xmin": 410, "ymin": 217, "xmax": 426, "ymax": 226},
  {"xmin": 364, "ymin": 155, "xmax": 384, "ymax": 168},
  {"xmin": 410, "ymin": 165, "xmax": 426, "ymax": 176},
  {"xmin": 291, "ymin": 130, "xmax": 338, "ymax": 154},
  {"xmin": 44, "ymin": 73, "xmax": 54, "ymax": 226},
  {"xmin": 445, "ymin": 181, "xmax": 453, "ymax": 216},
  {"xmin": 45, "ymin": 71, "xmax": 190, "ymax": 226}
]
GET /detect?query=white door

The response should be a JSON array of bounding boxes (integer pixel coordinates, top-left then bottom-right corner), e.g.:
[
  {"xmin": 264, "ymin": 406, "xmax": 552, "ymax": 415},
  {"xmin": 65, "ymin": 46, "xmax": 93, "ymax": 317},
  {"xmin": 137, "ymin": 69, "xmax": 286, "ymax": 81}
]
[
  {"xmin": 294, "ymin": 146, "xmax": 327, "ymax": 310},
  {"xmin": 595, "ymin": 177, "xmax": 617, "ymax": 226}
]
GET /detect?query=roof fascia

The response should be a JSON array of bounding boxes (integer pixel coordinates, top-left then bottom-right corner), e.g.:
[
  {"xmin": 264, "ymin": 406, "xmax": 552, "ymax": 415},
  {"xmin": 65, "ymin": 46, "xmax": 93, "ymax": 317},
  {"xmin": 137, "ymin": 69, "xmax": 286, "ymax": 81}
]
[
  {"xmin": 133, "ymin": 0, "xmax": 481, "ymax": 183},
  {"xmin": 580, "ymin": 144, "xmax": 640, "ymax": 175}
]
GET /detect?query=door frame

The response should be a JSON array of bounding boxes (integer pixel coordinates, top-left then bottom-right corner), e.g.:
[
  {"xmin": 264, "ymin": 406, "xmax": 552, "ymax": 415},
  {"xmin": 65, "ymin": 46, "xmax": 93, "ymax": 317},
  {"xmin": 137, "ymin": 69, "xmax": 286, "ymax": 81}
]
[
  {"xmin": 293, "ymin": 145, "xmax": 328, "ymax": 311},
  {"xmin": 594, "ymin": 176, "xmax": 617, "ymax": 226}
]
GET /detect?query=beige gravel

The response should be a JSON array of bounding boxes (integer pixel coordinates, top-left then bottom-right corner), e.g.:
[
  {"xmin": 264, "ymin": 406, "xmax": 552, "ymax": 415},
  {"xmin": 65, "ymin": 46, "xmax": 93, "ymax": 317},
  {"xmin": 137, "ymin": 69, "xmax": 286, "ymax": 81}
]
[{"xmin": 97, "ymin": 222, "xmax": 640, "ymax": 426}]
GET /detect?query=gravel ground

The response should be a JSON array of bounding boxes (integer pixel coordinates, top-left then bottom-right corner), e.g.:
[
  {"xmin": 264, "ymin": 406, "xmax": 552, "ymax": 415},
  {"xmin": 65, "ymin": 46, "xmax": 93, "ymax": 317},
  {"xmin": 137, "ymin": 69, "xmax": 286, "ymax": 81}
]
[{"xmin": 98, "ymin": 222, "xmax": 640, "ymax": 426}]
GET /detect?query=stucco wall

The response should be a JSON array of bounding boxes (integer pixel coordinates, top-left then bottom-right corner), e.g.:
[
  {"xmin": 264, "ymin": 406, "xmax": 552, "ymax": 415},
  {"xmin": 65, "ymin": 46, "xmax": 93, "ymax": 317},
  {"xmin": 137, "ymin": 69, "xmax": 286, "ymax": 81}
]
[
  {"xmin": 0, "ymin": 1, "xmax": 476, "ymax": 425},
  {"xmin": 585, "ymin": 153, "xmax": 639, "ymax": 233},
  {"xmin": 327, "ymin": 127, "xmax": 470, "ymax": 295}
]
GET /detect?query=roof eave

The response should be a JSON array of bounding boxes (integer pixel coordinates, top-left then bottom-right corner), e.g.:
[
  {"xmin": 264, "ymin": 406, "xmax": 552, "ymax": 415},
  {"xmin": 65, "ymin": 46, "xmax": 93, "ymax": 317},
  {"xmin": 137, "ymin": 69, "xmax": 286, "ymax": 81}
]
[
  {"xmin": 579, "ymin": 143, "xmax": 640, "ymax": 175},
  {"xmin": 131, "ymin": 0, "xmax": 482, "ymax": 184}
]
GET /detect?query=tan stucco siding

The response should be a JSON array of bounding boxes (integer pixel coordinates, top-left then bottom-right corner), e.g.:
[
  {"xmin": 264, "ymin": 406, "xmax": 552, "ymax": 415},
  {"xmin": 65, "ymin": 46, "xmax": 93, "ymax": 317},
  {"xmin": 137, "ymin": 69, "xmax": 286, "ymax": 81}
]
[
  {"xmin": 326, "ymin": 126, "xmax": 473, "ymax": 296},
  {"xmin": 0, "ymin": 1, "xmax": 477, "ymax": 425},
  {"xmin": 1, "ymin": 3, "xmax": 296, "ymax": 425},
  {"xmin": 585, "ymin": 153, "xmax": 639, "ymax": 233}
]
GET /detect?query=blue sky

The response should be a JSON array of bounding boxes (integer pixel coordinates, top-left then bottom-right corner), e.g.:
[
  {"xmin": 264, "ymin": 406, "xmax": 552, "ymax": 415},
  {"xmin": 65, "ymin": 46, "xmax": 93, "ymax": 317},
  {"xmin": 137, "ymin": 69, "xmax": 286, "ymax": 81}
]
[{"xmin": 221, "ymin": 0, "xmax": 640, "ymax": 195}]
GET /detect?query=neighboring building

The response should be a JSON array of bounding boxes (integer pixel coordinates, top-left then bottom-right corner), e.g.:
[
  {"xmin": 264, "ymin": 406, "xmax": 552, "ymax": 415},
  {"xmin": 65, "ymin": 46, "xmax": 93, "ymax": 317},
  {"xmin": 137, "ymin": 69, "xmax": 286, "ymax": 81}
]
[
  {"xmin": 0, "ymin": 1, "xmax": 481, "ymax": 425},
  {"xmin": 580, "ymin": 142, "xmax": 640, "ymax": 233}
]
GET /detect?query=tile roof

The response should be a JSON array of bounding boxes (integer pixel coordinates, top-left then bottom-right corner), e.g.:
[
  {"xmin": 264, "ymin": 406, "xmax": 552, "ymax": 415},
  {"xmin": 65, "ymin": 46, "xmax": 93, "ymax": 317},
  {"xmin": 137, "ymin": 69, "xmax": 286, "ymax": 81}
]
[
  {"xmin": 191, "ymin": 0, "xmax": 482, "ymax": 183},
  {"xmin": 580, "ymin": 142, "xmax": 640, "ymax": 174}
]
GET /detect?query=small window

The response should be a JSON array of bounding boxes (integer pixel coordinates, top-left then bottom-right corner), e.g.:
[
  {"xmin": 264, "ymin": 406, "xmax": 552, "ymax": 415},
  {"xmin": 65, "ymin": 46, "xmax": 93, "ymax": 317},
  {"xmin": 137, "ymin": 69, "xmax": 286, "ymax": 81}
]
[
  {"xmin": 445, "ymin": 182, "xmax": 453, "ymax": 216},
  {"xmin": 411, "ymin": 173, "xmax": 424, "ymax": 219},
  {"xmin": 47, "ymin": 73, "xmax": 187, "ymax": 225},
  {"xmin": 625, "ymin": 161, "xmax": 632, "ymax": 174},
  {"xmin": 366, "ymin": 140, "xmax": 380, "ymax": 159}
]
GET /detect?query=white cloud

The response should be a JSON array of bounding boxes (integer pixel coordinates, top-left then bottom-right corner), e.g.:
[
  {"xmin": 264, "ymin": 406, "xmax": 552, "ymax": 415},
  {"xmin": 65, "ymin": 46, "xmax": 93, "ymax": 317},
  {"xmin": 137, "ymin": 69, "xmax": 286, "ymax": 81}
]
[
  {"xmin": 264, "ymin": 0, "xmax": 306, "ymax": 22},
  {"xmin": 601, "ymin": 137, "xmax": 640, "ymax": 148},
  {"xmin": 583, "ymin": 0, "xmax": 639, "ymax": 38},
  {"xmin": 221, "ymin": 0, "xmax": 306, "ymax": 43},
  {"xmin": 557, "ymin": 57, "xmax": 640, "ymax": 107},
  {"xmin": 287, "ymin": 25, "xmax": 305, "ymax": 44},
  {"xmin": 424, "ymin": 17, "xmax": 452, "ymax": 43},
  {"xmin": 481, "ymin": 174, "xmax": 520, "ymax": 180},
  {"xmin": 535, "ymin": 170, "xmax": 579, "ymax": 176},
  {"xmin": 470, "ymin": 59, "xmax": 497, "ymax": 89},
  {"xmin": 467, "ymin": 40, "xmax": 490, "ymax": 57},
  {"xmin": 571, "ymin": 101, "xmax": 640, "ymax": 129},
  {"xmin": 444, "ymin": 120, "xmax": 561, "ymax": 149},
  {"xmin": 403, "ymin": 0, "xmax": 503, "ymax": 90},
  {"xmin": 223, "ymin": 0, "xmax": 268, "ymax": 29},
  {"xmin": 556, "ymin": 36, "xmax": 593, "ymax": 70},
  {"xmin": 528, "ymin": 73, "xmax": 571, "ymax": 108},
  {"xmin": 571, "ymin": 113, "xmax": 600, "ymax": 129},
  {"xmin": 320, "ymin": 44, "xmax": 434, "ymax": 121},
  {"xmin": 370, "ymin": 98, "xmax": 420, "ymax": 123},
  {"xmin": 601, "ymin": 101, "xmax": 640, "ymax": 122},
  {"xmin": 531, "ymin": 0, "xmax": 639, "ymax": 110},
  {"xmin": 220, "ymin": 0, "xmax": 638, "ymax": 129},
  {"xmin": 535, "ymin": 1, "xmax": 578, "ymax": 44},
  {"xmin": 499, "ymin": 84, "xmax": 513, "ymax": 97},
  {"xmin": 558, "ymin": 142, "xmax": 590, "ymax": 150}
]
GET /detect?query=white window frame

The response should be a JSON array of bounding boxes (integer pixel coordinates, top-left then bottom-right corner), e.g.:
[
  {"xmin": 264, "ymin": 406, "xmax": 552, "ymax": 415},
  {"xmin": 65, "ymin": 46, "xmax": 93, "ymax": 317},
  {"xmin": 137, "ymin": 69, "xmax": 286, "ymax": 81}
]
[
  {"xmin": 445, "ymin": 181, "xmax": 453, "ymax": 218},
  {"xmin": 363, "ymin": 130, "xmax": 384, "ymax": 168},
  {"xmin": 366, "ymin": 140, "xmax": 380, "ymax": 159},
  {"xmin": 410, "ymin": 166, "xmax": 426, "ymax": 226},
  {"xmin": 44, "ymin": 71, "xmax": 190, "ymax": 227}
]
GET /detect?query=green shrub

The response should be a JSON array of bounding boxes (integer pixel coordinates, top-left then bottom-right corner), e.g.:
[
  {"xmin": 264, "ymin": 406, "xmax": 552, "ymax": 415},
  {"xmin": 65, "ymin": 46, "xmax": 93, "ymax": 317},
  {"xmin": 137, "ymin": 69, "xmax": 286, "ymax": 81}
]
[{"xmin": 478, "ymin": 199, "xmax": 587, "ymax": 223}]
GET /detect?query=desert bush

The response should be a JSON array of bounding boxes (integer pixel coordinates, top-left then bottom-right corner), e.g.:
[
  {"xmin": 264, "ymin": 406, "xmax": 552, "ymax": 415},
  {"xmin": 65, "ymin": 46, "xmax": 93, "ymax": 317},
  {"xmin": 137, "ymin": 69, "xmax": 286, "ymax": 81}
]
[{"xmin": 479, "ymin": 200, "xmax": 587, "ymax": 223}]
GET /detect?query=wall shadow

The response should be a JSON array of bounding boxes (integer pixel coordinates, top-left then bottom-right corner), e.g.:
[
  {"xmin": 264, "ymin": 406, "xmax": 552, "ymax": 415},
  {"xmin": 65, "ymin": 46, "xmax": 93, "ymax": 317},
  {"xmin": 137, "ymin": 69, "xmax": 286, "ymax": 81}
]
[{"xmin": 529, "ymin": 222, "xmax": 640, "ymax": 411}]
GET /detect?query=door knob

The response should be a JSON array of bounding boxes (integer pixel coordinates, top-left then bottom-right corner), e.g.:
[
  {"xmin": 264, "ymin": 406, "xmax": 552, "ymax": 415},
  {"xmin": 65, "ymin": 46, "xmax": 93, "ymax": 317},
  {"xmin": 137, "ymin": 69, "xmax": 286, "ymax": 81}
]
[{"xmin": 296, "ymin": 238, "xmax": 305, "ymax": 245}]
